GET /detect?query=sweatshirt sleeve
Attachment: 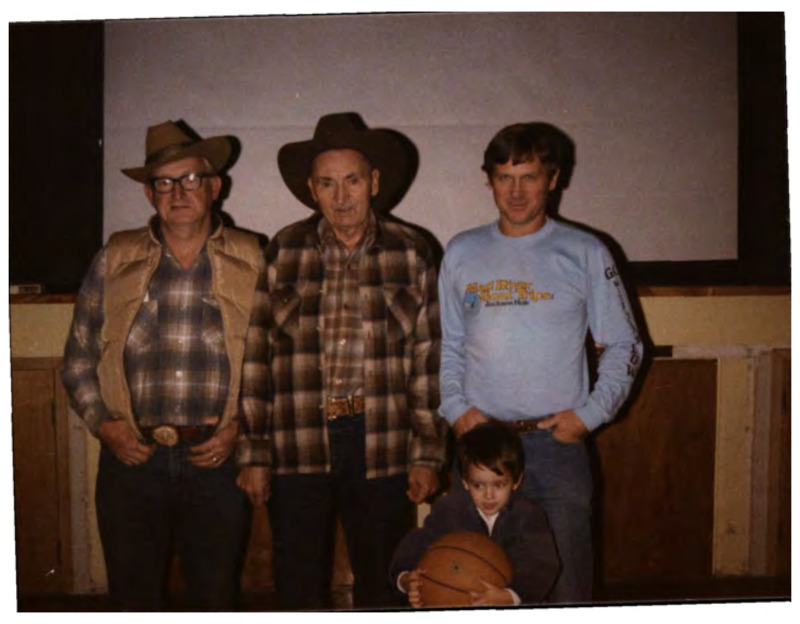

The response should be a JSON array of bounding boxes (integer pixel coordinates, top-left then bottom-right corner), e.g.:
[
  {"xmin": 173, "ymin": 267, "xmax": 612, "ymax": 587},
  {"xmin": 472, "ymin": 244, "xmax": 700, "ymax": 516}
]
[
  {"xmin": 437, "ymin": 246, "xmax": 472, "ymax": 424},
  {"xmin": 573, "ymin": 242, "xmax": 644, "ymax": 431}
]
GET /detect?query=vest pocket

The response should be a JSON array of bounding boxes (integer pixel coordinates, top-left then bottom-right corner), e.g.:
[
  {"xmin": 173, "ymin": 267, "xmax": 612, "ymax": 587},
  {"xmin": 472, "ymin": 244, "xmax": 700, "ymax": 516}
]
[{"xmin": 201, "ymin": 296, "xmax": 225, "ymax": 348}]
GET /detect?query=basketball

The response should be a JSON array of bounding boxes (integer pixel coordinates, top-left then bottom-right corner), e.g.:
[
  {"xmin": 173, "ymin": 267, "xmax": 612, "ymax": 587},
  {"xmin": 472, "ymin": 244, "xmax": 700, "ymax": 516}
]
[{"xmin": 417, "ymin": 531, "xmax": 513, "ymax": 607}]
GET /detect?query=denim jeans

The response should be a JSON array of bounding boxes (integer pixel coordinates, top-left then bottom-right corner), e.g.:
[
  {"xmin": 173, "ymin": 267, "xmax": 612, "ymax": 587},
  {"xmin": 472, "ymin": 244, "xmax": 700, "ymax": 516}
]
[
  {"xmin": 95, "ymin": 443, "xmax": 248, "ymax": 611},
  {"xmin": 267, "ymin": 414, "xmax": 413, "ymax": 610},
  {"xmin": 519, "ymin": 430, "xmax": 594, "ymax": 603}
]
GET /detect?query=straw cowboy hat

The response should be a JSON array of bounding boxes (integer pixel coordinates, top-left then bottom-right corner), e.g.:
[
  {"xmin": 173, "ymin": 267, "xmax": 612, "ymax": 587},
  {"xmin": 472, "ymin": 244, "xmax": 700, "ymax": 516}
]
[
  {"xmin": 121, "ymin": 120, "xmax": 233, "ymax": 183},
  {"xmin": 277, "ymin": 112, "xmax": 416, "ymax": 212}
]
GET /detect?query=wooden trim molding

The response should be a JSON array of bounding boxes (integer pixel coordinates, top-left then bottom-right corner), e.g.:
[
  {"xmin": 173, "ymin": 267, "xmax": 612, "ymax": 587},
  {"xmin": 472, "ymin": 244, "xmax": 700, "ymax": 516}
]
[
  {"xmin": 11, "ymin": 357, "xmax": 64, "ymax": 371},
  {"xmin": 10, "ymin": 294, "xmax": 77, "ymax": 305},
  {"xmin": 8, "ymin": 286, "xmax": 790, "ymax": 304},
  {"xmin": 636, "ymin": 286, "xmax": 790, "ymax": 298}
]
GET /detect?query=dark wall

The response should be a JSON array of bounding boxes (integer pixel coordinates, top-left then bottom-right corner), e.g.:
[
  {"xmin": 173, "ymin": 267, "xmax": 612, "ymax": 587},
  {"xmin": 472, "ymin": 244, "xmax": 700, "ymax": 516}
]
[
  {"xmin": 626, "ymin": 13, "xmax": 789, "ymax": 287},
  {"xmin": 9, "ymin": 21, "xmax": 104, "ymax": 294},
  {"xmin": 736, "ymin": 12, "xmax": 790, "ymax": 285}
]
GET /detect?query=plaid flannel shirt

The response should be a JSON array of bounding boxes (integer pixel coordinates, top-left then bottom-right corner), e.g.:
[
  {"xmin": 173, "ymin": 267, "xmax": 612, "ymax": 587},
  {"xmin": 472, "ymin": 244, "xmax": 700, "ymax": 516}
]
[{"xmin": 238, "ymin": 212, "xmax": 447, "ymax": 479}]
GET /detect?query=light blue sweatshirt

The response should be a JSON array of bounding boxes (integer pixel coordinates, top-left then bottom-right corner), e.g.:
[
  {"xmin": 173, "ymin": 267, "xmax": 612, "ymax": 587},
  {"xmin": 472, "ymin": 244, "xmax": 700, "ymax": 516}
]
[{"xmin": 438, "ymin": 218, "xmax": 643, "ymax": 432}]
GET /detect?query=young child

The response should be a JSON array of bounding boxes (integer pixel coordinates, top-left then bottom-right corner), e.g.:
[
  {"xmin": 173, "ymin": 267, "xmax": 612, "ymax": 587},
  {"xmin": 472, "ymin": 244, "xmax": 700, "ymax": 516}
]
[{"xmin": 390, "ymin": 421, "xmax": 560, "ymax": 607}]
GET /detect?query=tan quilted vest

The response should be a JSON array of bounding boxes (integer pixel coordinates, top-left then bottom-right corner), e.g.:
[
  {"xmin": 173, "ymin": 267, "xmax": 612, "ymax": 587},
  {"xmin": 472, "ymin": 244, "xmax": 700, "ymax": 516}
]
[{"xmin": 96, "ymin": 224, "xmax": 262, "ymax": 438}]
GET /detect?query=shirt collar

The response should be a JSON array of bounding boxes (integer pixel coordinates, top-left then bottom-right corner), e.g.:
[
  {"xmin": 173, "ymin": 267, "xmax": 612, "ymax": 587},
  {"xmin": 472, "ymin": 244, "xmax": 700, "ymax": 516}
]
[
  {"xmin": 147, "ymin": 214, "xmax": 223, "ymax": 246},
  {"xmin": 317, "ymin": 210, "xmax": 378, "ymax": 253},
  {"xmin": 477, "ymin": 508, "xmax": 500, "ymax": 535}
]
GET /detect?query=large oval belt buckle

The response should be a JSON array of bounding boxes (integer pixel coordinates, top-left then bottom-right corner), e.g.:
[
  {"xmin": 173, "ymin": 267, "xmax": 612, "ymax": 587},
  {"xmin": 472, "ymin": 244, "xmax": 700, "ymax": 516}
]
[{"xmin": 152, "ymin": 425, "xmax": 179, "ymax": 447}]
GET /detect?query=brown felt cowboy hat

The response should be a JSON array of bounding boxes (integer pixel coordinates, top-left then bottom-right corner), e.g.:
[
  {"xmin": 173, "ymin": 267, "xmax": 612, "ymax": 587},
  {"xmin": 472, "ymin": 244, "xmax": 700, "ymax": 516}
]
[
  {"xmin": 277, "ymin": 112, "xmax": 416, "ymax": 212},
  {"xmin": 121, "ymin": 120, "xmax": 233, "ymax": 183}
]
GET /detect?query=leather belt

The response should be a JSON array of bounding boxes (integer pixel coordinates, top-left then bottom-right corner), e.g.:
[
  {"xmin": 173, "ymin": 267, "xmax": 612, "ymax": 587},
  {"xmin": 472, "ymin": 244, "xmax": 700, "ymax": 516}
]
[
  {"xmin": 495, "ymin": 417, "xmax": 551, "ymax": 435},
  {"xmin": 325, "ymin": 395, "xmax": 365, "ymax": 421},
  {"xmin": 140, "ymin": 424, "xmax": 216, "ymax": 447}
]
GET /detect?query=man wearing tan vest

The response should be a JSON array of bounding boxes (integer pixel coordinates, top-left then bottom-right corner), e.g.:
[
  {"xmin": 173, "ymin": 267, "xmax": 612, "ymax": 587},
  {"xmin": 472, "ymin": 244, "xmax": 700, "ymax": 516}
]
[{"xmin": 62, "ymin": 120, "xmax": 266, "ymax": 611}]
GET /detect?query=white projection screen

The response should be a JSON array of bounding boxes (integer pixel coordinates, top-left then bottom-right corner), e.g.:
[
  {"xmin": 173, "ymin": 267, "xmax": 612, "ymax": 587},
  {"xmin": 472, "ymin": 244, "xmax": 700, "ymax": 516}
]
[{"xmin": 104, "ymin": 13, "xmax": 738, "ymax": 262}]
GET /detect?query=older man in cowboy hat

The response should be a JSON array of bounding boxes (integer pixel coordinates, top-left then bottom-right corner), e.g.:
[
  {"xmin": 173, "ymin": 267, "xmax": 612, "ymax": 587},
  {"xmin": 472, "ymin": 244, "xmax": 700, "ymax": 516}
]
[
  {"xmin": 236, "ymin": 112, "xmax": 447, "ymax": 610},
  {"xmin": 62, "ymin": 120, "xmax": 266, "ymax": 610}
]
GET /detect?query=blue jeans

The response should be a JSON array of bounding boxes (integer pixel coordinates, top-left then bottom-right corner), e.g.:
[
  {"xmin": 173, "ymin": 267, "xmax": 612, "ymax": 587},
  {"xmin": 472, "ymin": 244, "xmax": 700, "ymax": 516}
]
[
  {"xmin": 95, "ymin": 443, "xmax": 248, "ymax": 611},
  {"xmin": 267, "ymin": 414, "xmax": 413, "ymax": 610},
  {"xmin": 519, "ymin": 430, "xmax": 594, "ymax": 603}
]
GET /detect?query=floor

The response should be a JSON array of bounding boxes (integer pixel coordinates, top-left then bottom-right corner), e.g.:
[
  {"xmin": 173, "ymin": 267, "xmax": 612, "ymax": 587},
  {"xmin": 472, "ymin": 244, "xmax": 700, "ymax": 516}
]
[{"xmin": 16, "ymin": 576, "xmax": 791, "ymax": 612}]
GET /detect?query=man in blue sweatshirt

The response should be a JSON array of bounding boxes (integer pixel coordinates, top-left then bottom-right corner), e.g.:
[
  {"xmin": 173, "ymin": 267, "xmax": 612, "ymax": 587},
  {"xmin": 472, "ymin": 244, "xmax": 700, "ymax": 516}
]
[{"xmin": 438, "ymin": 122, "xmax": 643, "ymax": 603}]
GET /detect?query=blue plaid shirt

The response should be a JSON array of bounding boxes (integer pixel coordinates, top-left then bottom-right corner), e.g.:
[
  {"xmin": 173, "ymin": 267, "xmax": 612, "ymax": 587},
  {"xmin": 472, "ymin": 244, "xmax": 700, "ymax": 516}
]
[{"xmin": 62, "ymin": 221, "xmax": 230, "ymax": 432}]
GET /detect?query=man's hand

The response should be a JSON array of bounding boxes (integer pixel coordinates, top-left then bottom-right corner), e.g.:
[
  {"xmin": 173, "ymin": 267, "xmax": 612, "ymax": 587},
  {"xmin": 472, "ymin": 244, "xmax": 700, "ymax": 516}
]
[
  {"xmin": 452, "ymin": 406, "xmax": 489, "ymax": 438},
  {"xmin": 189, "ymin": 421, "xmax": 239, "ymax": 468},
  {"xmin": 236, "ymin": 466, "xmax": 271, "ymax": 506},
  {"xmin": 97, "ymin": 419, "xmax": 155, "ymax": 465},
  {"xmin": 399, "ymin": 569, "xmax": 425, "ymax": 608},
  {"xmin": 536, "ymin": 409, "xmax": 589, "ymax": 443},
  {"xmin": 469, "ymin": 579, "xmax": 515, "ymax": 607},
  {"xmin": 407, "ymin": 466, "xmax": 439, "ymax": 503}
]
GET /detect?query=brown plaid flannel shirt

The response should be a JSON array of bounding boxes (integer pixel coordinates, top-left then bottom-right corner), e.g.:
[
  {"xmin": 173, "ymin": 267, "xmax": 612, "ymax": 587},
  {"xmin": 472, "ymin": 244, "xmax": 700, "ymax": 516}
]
[{"xmin": 238, "ymin": 212, "xmax": 447, "ymax": 478}]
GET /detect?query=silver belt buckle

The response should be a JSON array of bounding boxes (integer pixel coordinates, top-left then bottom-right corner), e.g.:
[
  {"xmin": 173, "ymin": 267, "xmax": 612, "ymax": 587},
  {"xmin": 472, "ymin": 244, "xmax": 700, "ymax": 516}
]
[{"xmin": 151, "ymin": 425, "xmax": 179, "ymax": 447}]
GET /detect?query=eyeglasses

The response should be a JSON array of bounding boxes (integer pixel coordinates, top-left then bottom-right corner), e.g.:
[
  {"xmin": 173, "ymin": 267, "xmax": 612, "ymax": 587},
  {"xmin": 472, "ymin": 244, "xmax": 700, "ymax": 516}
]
[{"xmin": 148, "ymin": 172, "xmax": 214, "ymax": 194}]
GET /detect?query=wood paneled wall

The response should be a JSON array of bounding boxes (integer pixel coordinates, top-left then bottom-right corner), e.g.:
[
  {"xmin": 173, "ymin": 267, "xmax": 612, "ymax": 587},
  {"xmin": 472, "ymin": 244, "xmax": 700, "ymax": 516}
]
[
  {"xmin": 11, "ymin": 344, "xmax": 790, "ymax": 596},
  {"xmin": 594, "ymin": 359, "xmax": 717, "ymax": 581},
  {"xmin": 11, "ymin": 358, "xmax": 73, "ymax": 593}
]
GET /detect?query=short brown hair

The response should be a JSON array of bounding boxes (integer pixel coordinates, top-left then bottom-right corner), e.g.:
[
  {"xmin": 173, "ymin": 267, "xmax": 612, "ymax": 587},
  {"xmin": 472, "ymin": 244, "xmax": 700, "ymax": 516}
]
[
  {"xmin": 457, "ymin": 421, "xmax": 525, "ymax": 483},
  {"xmin": 481, "ymin": 122, "xmax": 574, "ymax": 187}
]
